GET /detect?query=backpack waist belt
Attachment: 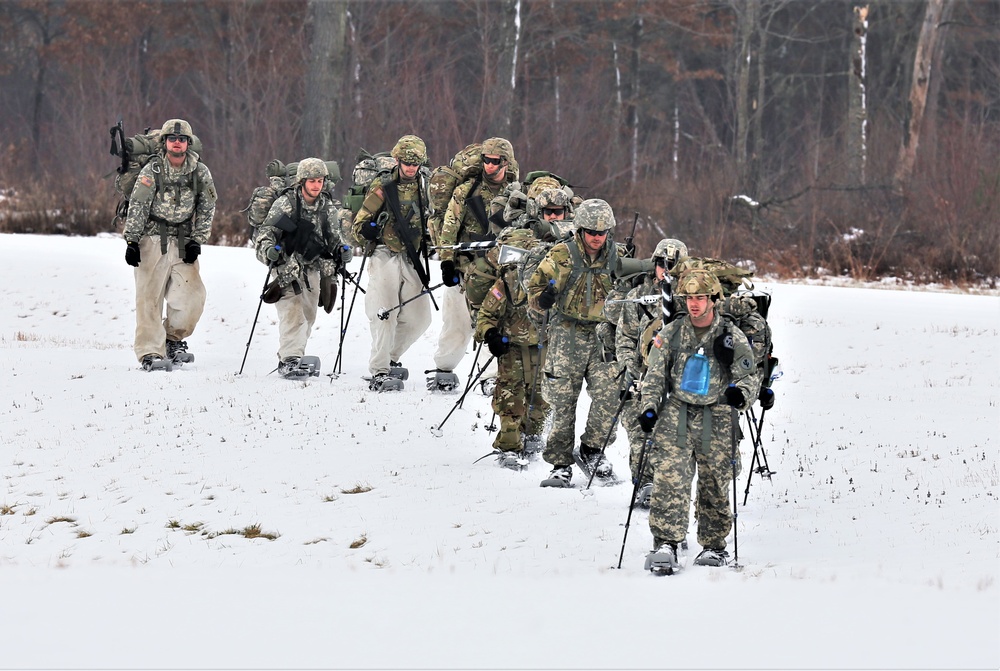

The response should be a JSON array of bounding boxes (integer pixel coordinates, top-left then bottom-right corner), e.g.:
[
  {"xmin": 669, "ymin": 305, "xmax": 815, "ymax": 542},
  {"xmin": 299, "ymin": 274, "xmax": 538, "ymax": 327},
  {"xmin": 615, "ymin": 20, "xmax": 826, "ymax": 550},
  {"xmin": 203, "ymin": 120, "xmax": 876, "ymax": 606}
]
[{"xmin": 149, "ymin": 214, "xmax": 193, "ymax": 255}]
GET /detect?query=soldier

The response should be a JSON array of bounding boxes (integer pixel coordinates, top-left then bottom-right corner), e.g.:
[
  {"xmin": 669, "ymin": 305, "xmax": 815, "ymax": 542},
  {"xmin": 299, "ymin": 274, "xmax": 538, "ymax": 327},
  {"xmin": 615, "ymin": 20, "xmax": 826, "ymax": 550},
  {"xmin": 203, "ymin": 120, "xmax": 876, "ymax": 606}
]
[
  {"xmin": 123, "ymin": 119, "xmax": 217, "ymax": 370},
  {"xmin": 353, "ymin": 135, "xmax": 433, "ymax": 392},
  {"xmin": 255, "ymin": 158, "xmax": 351, "ymax": 377},
  {"xmin": 527, "ymin": 198, "xmax": 622, "ymax": 487},
  {"xmin": 636, "ymin": 269, "xmax": 760, "ymax": 572},
  {"xmin": 613, "ymin": 238, "xmax": 688, "ymax": 506},
  {"xmin": 431, "ymin": 138, "xmax": 517, "ymax": 392}
]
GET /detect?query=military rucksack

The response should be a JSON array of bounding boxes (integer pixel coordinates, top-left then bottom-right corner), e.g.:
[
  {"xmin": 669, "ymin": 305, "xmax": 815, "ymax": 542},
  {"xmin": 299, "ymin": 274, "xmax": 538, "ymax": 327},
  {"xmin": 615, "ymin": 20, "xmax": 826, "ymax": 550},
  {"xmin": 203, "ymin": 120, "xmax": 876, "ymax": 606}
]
[
  {"xmin": 244, "ymin": 158, "xmax": 341, "ymax": 244},
  {"xmin": 464, "ymin": 227, "xmax": 540, "ymax": 312},
  {"xmin": 427, "ymin": 143, "xmax": 520, "ymax": 246},
  {"xmin": 108, "ymin": 119, "xmax": 205, "ymax": 225},
  {"xmin": 669, "ymin": 256, "xmax": 755, "ymax": 296}
]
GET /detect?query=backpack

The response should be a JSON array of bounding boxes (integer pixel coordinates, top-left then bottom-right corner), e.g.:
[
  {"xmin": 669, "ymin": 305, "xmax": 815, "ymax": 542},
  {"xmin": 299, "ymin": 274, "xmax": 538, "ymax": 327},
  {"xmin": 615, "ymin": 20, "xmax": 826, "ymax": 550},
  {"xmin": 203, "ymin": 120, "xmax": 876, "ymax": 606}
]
[
  {"xmin": 108, "ymin": 120, "xmax": 205, "ymax": 225},
  {"xmin": 244, "ymin": 158, "xmax": 341, "ymax": 244},
  {"xmin": 342, "ymin": 149, "xmax": 396, "ymax": 219},
  {"xmin": 427, "ymin": 143, "xmax": 520, "ymax": 246},
  {"xmin": 669, "ymin": 256, "xmax": 755, "ymax": 295},
  {"xmin": 464, "ymin": 227, "xmax": 540, "ymax": 312}
]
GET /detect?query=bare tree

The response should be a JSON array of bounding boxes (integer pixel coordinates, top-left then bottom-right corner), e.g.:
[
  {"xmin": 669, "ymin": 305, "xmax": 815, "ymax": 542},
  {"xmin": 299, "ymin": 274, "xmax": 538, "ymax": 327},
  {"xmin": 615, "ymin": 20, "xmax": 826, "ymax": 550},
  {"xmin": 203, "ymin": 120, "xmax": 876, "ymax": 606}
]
[{"xmin": 302, "ymin": 0, "xmax": 347, "ymax": 158}]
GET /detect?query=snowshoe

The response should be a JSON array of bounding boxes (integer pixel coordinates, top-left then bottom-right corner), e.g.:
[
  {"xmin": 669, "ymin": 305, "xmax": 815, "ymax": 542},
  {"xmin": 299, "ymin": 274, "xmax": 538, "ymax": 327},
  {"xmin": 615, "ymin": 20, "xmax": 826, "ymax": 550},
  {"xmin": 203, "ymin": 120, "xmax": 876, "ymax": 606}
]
[
  {"xmin": 495, "ymin": 450, "xmax": 529, "ymax": 471},
  {"xmin": 141, "ymin": 354, "xmax": 173, "ymax": 372},
  {"xmin": 635, "ymin": 482, "xmax": 653, "ymax": 509},
  {"xmin": 522, "ymin": 434, "xmax": 544, "ymax": 457},
  {"xmin": 425, "ymin": 369, "xmax": 459, "ymax": 393},
  {"xmin": 369, "ymin": 372, "xmax": 404, "ymax": 392},
  {"xmin": 166, "ymin": 339, "xmax": 194, "ymax": 365},
  {"xmin": 575, "ymin": 445, "xmax": 620, "ymax": 485},
  {"xmin": 478, "ymin": 377, "xmax": 497, "ymax": 397},
  {"xmin": 645, "ymin": 542, "xmax": 681, "ymax": 575},
  {"xmin": 388, "ymin": 361, "xmax": 409, "ymax": 380},
  {"xmin": 540, "ymin": 465, "xmax": 573, "ymax": 488},
  {"xmin": 279, "ymin": 355, "xmax": 321, "ymax": 379},
  {"xmin": 693, "ymin": 547, "xmax": 730, "ymax": 567}
]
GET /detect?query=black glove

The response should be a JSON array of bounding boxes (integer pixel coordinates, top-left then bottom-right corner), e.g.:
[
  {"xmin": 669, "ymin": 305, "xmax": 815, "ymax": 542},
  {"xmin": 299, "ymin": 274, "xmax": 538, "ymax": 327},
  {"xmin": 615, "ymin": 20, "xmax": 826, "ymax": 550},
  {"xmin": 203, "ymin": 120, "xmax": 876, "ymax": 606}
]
[
  {"xmin": 183, "ymin": 241, "xmax": 201, "ymax": 264},
  {"xmin": 638, "ymin": 408, "xmax": 657, "ymax": 433},
  {"xmin": 758, "ymin": 387, "xmax": 775, "ymax": 410},
  {"xmin": 262, "ymin": 279, "xmax": 283, "ymax": 304},
  {"xmin": 724, "ymin": 385, "xmax": 745, "ymax": 408},
  {"xmin": 125, "ymin": 241, "xmax": 141, "ymax": 267},
  {"xmin": 713, "ymin": 332, "xmax": 735, "ymax": 367},
  {"xmin": 441, "ymin": 260, "xmax": 461, "ymax": 287},
  {"xmin": 359, "ymin": 220, "xmax": 380, "ymax": 241},
  {"xmin": 537, "ymin": 284, "xmax": 558, "ymax": 310},
  {"xmin": 623, "ymin": 240, "xmax": 637, "ymax": 258},
  {"xmin": 484, "ymin": 328, "xmax": 510, "ymax": 358},
  {"xmin": 319, "ymin": 275, "xmax": 337, "ymax": 314}
]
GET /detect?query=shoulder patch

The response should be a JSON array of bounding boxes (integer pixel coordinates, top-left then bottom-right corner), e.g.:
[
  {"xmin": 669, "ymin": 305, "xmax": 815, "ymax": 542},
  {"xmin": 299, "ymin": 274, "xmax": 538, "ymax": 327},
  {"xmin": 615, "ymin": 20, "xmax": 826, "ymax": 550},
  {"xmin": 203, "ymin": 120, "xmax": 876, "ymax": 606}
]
[
  {"xmin": 139, "ymin": 175, "xmax": 154, "ymax": 188},
  {"xmin": 652, "ymin": 334, "xmax": 663, "ymax": 349},
  {"xmin": 490, "ymin": 286, "xmax": 504, "ymax": 300},
  {"xmin": 739, "ymin": 357, "xmax": 753, "ymax": 371},
  {"xmin": 373, "ymin": 186, "xmax": 383, "ymax": 199}
]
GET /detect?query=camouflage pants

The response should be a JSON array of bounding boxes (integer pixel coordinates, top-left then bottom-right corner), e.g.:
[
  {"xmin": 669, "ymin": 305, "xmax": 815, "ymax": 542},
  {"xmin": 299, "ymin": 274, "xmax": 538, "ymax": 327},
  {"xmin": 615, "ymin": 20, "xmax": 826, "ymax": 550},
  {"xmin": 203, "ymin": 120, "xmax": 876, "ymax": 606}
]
[
  {"xmin": 647, "ymin": 399, "xmax": 743, "ymax": 549},
  {"xmin": 492, "ymin": 344, "xmax": 549, "ymax": 452},
  {"xmin": 541, "ymin": 321, "xmax": 619, "ymax": 467}
]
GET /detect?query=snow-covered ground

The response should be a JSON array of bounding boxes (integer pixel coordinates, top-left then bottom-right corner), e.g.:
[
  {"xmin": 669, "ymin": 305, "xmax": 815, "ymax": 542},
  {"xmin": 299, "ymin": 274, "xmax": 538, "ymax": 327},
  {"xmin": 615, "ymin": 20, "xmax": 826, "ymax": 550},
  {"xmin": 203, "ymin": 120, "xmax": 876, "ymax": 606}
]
[{"xmin": 1, "ymin": 233, "xmax": 997, "ymax": 669}]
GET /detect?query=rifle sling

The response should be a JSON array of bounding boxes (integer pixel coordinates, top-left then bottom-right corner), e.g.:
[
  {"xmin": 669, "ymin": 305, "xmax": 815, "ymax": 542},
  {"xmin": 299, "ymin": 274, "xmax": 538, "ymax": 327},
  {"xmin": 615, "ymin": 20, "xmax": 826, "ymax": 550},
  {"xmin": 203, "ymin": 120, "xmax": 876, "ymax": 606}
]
[{"xmin": 382, "ymin": 178, "xmax": 433, "ymax": 290}]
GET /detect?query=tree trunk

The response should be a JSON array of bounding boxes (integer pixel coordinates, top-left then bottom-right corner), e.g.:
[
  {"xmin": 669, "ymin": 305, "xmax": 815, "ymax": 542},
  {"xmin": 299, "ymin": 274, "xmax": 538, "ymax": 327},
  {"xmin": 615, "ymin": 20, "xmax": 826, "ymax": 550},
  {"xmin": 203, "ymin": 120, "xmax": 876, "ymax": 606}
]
[
  {"xmin": 733, "ymin": 0, "xmax": 757, "ymax": 189},
  {"xmin": 848, "ymin": 4, "xmax": 870, "ymax": 185},
  {"xmin": 893, "ymin": 0, "xmax": 949, "ymax": 192},
  {"xmin": 302, "ymin": 0, "xmax": 347, "ymax": 158},
  {"xmin": 628, "ymin": 5, "xmax": 642, "ymax": 186}
]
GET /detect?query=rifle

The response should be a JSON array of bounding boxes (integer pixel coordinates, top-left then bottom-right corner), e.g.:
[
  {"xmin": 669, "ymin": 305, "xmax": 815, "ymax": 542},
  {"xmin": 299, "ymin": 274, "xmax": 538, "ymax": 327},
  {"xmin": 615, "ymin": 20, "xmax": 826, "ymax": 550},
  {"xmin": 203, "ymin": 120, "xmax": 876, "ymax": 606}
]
[
  {"xmin": 109, "ymin": 117, "xmax": 128, "ymax": 175},
  {"xmin": 623, "ymin": 211, "xmax": 639, "ymax": 258},
  {"xmin": 431, "ymin": 240, "xmax": 498, "ymax": 252},
  {"xmin": 382, "ymin": 177, "xmax": 439, "ymax": 311}
]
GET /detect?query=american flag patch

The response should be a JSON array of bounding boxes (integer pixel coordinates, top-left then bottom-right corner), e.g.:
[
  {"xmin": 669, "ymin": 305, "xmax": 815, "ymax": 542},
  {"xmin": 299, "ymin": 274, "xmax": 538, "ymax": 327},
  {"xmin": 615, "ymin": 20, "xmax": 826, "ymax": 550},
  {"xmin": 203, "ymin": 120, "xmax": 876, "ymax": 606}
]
[
  {"xmin": 139, "ymin": 175, "xmax": 154, "ymax": 188},
  {"xmin": 491, "ymin": 286, "xmax": 503, "ymax": 300}
]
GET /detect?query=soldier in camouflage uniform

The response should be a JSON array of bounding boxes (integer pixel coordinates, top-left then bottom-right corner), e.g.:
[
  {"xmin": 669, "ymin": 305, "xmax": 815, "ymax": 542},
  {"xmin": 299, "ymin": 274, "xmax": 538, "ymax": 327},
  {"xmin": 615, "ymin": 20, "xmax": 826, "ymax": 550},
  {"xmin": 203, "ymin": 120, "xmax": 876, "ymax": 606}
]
[
  {"xmin": 613, "ymin": 239, "xmax": 688, "ymax": 506},
  {"xmin": 637, "ymin": 269, "xmax": 760, "ymax": 571},
  {"xmin": 255, "ymin": 158, "xmax": 351, "ymax": 376},
  {"xmin": 527, "ymin": 199, "xmax": 622, "ymax": 487},
  {"xmin": 123, "ymin": 119, "xmax": 217, "ymax": 369},
  {"xmin": 432, "ymin": 138, "xmax": 517, "ymax": 388},
  {"xmin": 474, "ymin": 259, "xmax": 550, "ymax": 468},
  {"xmin": 353, "ymin": 135, "xmax": 433, "ymax": 392}
]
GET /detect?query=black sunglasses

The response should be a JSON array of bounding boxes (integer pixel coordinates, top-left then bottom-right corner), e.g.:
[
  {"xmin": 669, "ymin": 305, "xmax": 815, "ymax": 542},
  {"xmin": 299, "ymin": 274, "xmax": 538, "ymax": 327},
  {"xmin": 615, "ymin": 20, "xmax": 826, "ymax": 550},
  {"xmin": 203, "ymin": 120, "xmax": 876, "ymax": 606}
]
[
  {"xmin": 542, "ymin": 208, "xmax": 565, "ymax": 217},
  {"xmin": 482, "ymin": 156, "xmax": 503, "ymax": 166},
  {"xmin": 581, "ymin": 228, "xmax": 608, "ymax": 236},
  {"xmin": 164, "ymin": 134, "xmax": 190, "ymax": 143},
  {"xmin": 399, "ymin": 160, "xmax": 420, "ymax": 168}
]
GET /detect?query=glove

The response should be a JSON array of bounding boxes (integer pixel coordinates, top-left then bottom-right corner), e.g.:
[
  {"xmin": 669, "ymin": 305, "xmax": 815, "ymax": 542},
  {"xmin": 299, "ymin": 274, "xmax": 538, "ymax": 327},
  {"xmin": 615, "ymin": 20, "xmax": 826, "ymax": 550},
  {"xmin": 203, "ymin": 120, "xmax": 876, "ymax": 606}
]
[
  {"xmin": 619, "ymin": 371, "xmax": 636, "ymax": 402},
  {"xmin": 713, "ymin": 332, "xmax": 735, "ymax": 367},
  {"xmin": 183, "ymin": 241, "xmax": 201, "ymax": 264},
  {"xmin": 359, "ymin": 220, "xmax": 380, "ymax": 241},
  {"xmin": 319, "ymin": 275, "xmax": 337, "ymax": 314},
  {"xmin": 262, "ymin": 279, "xmax": 283, "ymax": 304},
  {"xmin": 125, "ymin": 241, "xmax": 141, "ymax": 267},
  {"xmin": 441, "ymin": 260, "xmax": 461, "ymax": 287},
  {"xmin": 265, "ymin": 245, "xmax": 282, "ymax": 262},
  {"xmin": 484, "ymin": 328, "xmax": 510, "ymax": 358},
  {"xmin": 724, "ymin": 385, "xmax": 745, "ymax": 408},
  {"xmin": 340, "ymin": 245, "xmax": 353, "ymax": 267},
  {"xmin": 638, "ymin": 408, "xmax": 658, "ymax": 433},
  {"xmin": 758, "ymin": 387, "xmax": 775, "ymax": 410},
  {"xmin": 537, "ymin": 283, "xmax": 558, "ymax": 310}
]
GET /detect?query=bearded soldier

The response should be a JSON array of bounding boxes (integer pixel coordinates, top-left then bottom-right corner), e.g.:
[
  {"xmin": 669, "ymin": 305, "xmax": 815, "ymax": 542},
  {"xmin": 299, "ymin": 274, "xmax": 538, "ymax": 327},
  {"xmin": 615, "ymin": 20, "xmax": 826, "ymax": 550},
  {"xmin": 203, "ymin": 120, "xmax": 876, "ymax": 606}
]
[
  {"xmin": 637, "ymin": 269, "xmax": 760, "ymax": 573},
  {"xmin": 123, "ymin": 119, "xmax": 217, "ymax": 371}
]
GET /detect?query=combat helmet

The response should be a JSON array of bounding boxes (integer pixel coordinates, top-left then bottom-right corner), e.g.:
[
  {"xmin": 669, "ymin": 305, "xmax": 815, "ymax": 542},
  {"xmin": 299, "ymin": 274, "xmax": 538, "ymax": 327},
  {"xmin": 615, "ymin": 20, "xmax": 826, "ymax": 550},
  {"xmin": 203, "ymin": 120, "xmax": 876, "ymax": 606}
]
[
  {"xmin": 160, "ymin": 119, "xmax": 193, "ymax": 142},
  {"xmin": 481, "ymin": 137, "xmax": 514, "ymax": 164},
  {"xmin": 391, "ymin": 135, "xmax": 427, "ymax": 165},
  {"xmin": 574, "ymin": 198, "xmax": 616, "ymax": 232},
  {"xmin": 675, "ymin": 268, "xmax": 723, "ymax": 300},
  {"xmin": 652, "ymin": 238, "xmax": 689, "ymax": 271},
  {"xmin": 526, "ymin": 176, "xmax": 561, "ymax": 199},
  {"xmin": 296, "ymin": 157, "xmax": 329, "ymax": 183},
  {"xmin": 535, "ymin": 187, "xmax": 573, "ymax": 211}
]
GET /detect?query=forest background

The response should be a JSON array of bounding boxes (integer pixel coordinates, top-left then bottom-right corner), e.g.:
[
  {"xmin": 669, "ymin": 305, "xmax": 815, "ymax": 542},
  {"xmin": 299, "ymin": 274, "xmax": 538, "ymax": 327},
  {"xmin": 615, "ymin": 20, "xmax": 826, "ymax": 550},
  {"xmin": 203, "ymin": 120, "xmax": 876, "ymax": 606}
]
[{"xmin": 0, "ymin": 0, "xmax": 996, "ymax": 285}]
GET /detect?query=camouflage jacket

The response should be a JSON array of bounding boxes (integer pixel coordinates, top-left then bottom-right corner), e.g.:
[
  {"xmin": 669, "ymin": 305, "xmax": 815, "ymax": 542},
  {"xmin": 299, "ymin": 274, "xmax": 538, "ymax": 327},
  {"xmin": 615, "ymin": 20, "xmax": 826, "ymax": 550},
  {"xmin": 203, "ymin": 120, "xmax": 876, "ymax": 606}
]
[
  {"xmin": 438, "ymin": 174, "xmax": 508, "ymax": 265},
  {"xmin": 256, "ymin": 189, "xmax": 346, "ymax": 286},
  {"xmin": 123, "ymin": 152, "xmax": 217, "ymax": 244},
  {"xmin": 640, "ymin": 309, "xmax": 760, "ymax": 412},
  {"xmin": 527, "ymin": 232, "xmax": 618, "ymax": 324},
  {"xmin": 352, "ymin": 168, "xmax": 430, "ymax": 256},
  {"xmin": 474, "ymin": 268, "xmax": 541, "ymax": 348}
]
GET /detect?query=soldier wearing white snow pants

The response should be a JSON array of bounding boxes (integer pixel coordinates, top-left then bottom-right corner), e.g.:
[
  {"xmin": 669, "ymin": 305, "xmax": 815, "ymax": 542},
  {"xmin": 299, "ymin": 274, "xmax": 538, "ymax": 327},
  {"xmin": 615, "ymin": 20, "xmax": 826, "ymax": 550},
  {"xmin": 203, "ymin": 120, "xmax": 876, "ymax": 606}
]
[{"xmin": 363, "ymin": 247, "xmax": 431, "ymax": 378}]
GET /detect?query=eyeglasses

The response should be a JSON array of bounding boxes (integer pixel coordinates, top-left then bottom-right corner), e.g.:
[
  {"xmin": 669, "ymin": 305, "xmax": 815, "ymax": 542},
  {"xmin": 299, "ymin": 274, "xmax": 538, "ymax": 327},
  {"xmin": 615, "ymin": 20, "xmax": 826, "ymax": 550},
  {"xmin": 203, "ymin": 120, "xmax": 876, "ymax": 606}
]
[
  {"xmin": 164, "ymin": 135, "xmax": 190, "ymax": 143},
  {"xmin": 541, "ymin": 208, "xmax": 565, "ymax": 217},
  {"xmin": 482, "ymin": 156, "xmax": 503, "ymax": 166},
  {"xmin": 399, "ymin": 160, "xmax": 420, "ymax": 168},
  {"xmin": 581, "ymin": 228, "xmax": 608, "ymax": 237}
]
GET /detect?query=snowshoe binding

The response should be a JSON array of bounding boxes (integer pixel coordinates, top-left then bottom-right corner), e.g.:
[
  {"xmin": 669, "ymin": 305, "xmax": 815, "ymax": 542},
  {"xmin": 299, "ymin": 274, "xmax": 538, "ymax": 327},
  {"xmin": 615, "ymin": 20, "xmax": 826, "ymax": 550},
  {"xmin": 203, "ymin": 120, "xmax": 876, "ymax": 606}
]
[
  {"xmin": 575, "ymin": 444, "xmax": 620, "ymax": 485},
  {"xmin": 166, "ymin": 339, "xmax": 194, "ymax": 365},
  {"xmin": 279, "ymin": 355, "xmax": 321, "ymax": 379},
  {"xmin": 425, "ymin": 369, "xmax": 459, "ymax": 393},
  {"xmin": 693, "ymin": 547, "xmax": 730, "ymax": 567},
  {"xmin": 645, "ymin": 542, "xmax": 681, "ymax": 575},
  {"xmin": 141, "ymin": 354, "xmax": 173, "ymax": 372},
  {"xmin": 388, "ymin": 361, "xmax": 409, "ymax": 380},
  {"xmin": 369, "ymin": 372, "xmax": 404, "ymax": 392},
  {"xmin": 495, "ymin": 450, "xmax": 529, "ymax": 471},
  {"xmin": 540, "ymin": 465, "xmax": 573, "ymax": 488}
]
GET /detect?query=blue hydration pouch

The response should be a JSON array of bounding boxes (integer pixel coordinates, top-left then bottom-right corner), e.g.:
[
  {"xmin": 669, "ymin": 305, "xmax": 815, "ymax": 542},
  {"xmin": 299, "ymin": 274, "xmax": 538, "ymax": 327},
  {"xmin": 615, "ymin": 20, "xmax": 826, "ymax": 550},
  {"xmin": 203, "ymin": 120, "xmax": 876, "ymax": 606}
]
[{"xmin": 679, "ymin": 347, "xmax": 710, "ymax": 395}]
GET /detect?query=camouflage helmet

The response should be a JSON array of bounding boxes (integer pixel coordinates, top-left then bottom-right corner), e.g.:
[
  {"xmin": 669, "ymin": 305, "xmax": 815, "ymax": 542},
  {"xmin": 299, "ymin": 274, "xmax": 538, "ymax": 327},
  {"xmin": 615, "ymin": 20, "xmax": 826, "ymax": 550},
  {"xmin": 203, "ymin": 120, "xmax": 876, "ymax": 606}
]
[
  {"xmin": 391, "ymin": 135, "xmax": 427, "ymax": 164},
  {"xmin": 676, "ymin": 268, "xmax": 723, "ymax": 299},
  {"xmin": 296, "ymin": 157, "xmax": 329, "ymax": 183},
  {"xmin": 481, "ymin": 137, "xmax": 514, "ymax": 164},
  {"xmin": 574, "ymin": 198, "xmax": 616, "ymax": 232},
  {"xmin": 535, "ymin": 187, "xmax": 572, "ymax": 211},
  {"xmin": 160, "ymin": 119, "xmax": 193, "ymax": 141},
  {"xmin": 526, "ymin": 176, "xmax": 561, "ymax": 198},
  {"xmin": 652, "ymin": 238, "xmax": 689, "ymax": 270}
]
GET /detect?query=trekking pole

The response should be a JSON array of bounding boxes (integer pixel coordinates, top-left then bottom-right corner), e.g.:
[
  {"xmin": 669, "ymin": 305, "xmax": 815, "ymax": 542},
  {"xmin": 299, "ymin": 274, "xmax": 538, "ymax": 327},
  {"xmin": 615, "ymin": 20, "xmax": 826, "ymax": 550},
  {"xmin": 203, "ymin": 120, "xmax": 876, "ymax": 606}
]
[
  {"xmin": 617, "ymin": 432, "xmax": 653, "ymax": 569},
  {"xmin": 238, "ymin": 264, "xmax": 274, "ymax": 375},
  {"xmin": 583, "ymin": 367, "xmax": 629, "ymax": 490},
  {"xmin": 430, "ymin": 355, "xmax": 496, "ymax": 436},
  {"xmin": 377, "ymin": 282, "xmax": 444, "ymax": 321},
  {"xmin": 457, "ymin": 340, "xmax": 485, "ymax": 410},
  {"xmin": 730, "ymin": 403, "xmax": 743, "ymax": 570},
  {"xmin": 333, "ymin": 251, "xmax": 370, "ymax": 377},
  {"xmin": 741, "ymin": 406, "xmax": 774, "ymax": 505}
]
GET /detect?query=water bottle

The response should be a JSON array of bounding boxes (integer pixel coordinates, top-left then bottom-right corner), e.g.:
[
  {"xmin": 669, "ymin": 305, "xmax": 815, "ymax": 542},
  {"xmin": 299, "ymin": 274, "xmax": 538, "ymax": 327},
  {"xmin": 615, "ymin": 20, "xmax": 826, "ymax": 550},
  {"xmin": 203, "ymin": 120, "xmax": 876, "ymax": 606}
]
[{"xmin": 679, "ymin": 347, "xmax": 710, "ymax": 395}]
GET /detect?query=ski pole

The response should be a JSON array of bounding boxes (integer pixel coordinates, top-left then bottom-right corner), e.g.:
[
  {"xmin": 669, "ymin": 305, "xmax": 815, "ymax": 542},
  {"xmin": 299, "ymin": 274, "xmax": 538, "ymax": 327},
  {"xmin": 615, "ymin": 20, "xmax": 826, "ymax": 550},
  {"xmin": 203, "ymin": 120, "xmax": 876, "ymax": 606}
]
[
  {"xmin": 741, "ymin": 406, "xmax": 774, "ymax": 505},
  {"xmin": 334, "ymin": 250, "xmax": 370, "ymax": 376},
  {"xmin": 457, "ymin": 340, "xmax": 485, "ymax": 410},
  {"xmin": 377, "ymin": 282, "xmax": 444, "ymax": 321},
  {"xmin": 430, "ymin": 355, "xmax": 496, "ymax": 436},
  {"xmin": 617, "ymin": 432, "xmax": 653, "ymax": 569},
  {"xmin": 238, "ymin": 264, "xmax": 274, "ymax": 375}
]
